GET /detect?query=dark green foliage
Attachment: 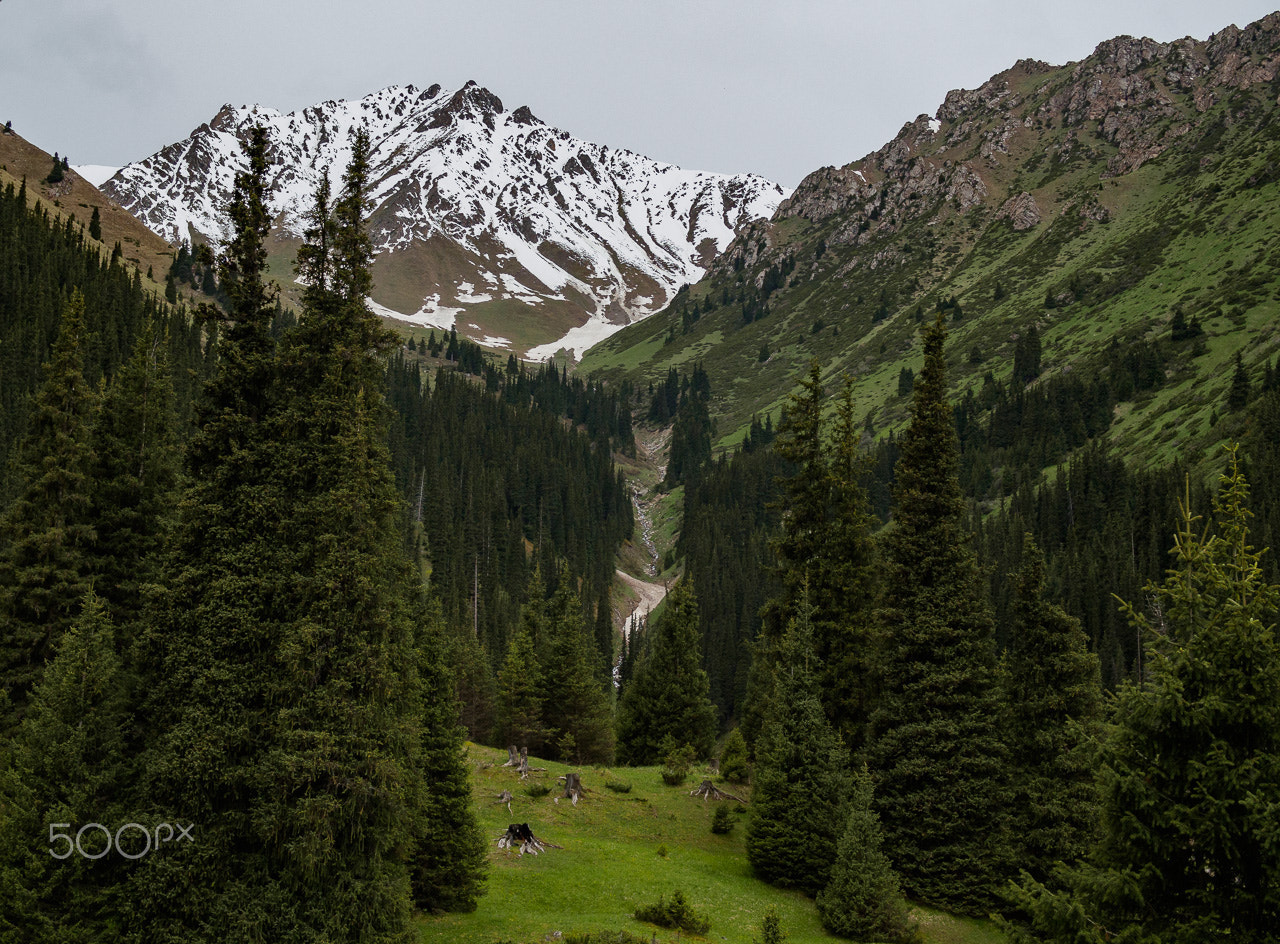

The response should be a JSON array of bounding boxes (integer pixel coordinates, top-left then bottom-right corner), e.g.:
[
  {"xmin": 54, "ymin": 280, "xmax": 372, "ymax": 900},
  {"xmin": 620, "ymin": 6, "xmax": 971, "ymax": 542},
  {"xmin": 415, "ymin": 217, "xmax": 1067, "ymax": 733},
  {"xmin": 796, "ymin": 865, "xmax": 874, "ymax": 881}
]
[
  {"xmin": 755, "ymin": 908, "xmax": 785, "ymax": 944},
  {"xmin": 746, "ymin": 599, "xmax": 852, "ymax": 895},
  {"xmin": 866, "ymin": 315, "xmax": 1012, "ymax": 914},
  {"xmin": 1012, "ymin": 325, "xmax": 1042, "ymax": 387},
  {"xmin": 530, "ymin": 567, "xmax": 615, "ymax": 764},
  {"xmin": 816, "ymin": 767, "xmax": 919, "ymax": 943},
  {"xmin": 45, "ymin": 154, "xmax": 63, "ymax": 184},
  {"xmin": 633, "ymin": 889, "xmax": 711, "ymax": 934},
  {"xmin": 410, "ymin": 610, "xmax": 488, "ymax": 914},
  {"xmin": 680, "ymin": 431, "xmax": 784, "ymax": 723},
  {"xmin": 718, "ymin": 727, "xmax": 749, "ymax": 784},
  {"xmin": 131, "ymin": 127, "xmax": 481, "ymax": 941},
  {"xmin": 664, "ymin": 363, "xmax": 713, "ymax": 488},
  {"xmin": 660, "ymin": 741, "xmax": 698, "ymax": 786},
  {"xmin": 710, "ymin": 804, "xmax": 734, "ymax": 834},
  {"xmin": 1229, "ymin": 350, "xmax": 1251, "ymax": 411},
  {"xmin": 1003, "ymin": 535, "xmax": 1103, "ymax": 882},
  {"xmin": 0, "ymin": 292, "xmax": 97, "ymax": 728},
  {"xmin": 88, "ymin": 206, "xmax": 101, "ymax": 241},
  {"xmin": 754, "ymin": 365, "xmax": 879, "ymax": 751},
  {"xmin": 1016, "ymin": 455, "xmax": 1280, "ymax": 942},
  {"xmin": 616, "ymin": 579, "xmax": 717, "ymax": 764},
  {"xmin": 494, "ymin": 620, "xmax": 545, "ymax": 754},
  {"xmin": 897, "ymin": 367, "xmax": 914, "ymax": 396},
  {"xmin": 0, "ymin": 593, "xmax": 128, "ymax": 944},
  {"xmin": 88, "ymin": 319, "xmax": 181, "ymax": 632},
  {"xmin": 603, "ymin": 777, "xmax": 631, "ymax": 794}
]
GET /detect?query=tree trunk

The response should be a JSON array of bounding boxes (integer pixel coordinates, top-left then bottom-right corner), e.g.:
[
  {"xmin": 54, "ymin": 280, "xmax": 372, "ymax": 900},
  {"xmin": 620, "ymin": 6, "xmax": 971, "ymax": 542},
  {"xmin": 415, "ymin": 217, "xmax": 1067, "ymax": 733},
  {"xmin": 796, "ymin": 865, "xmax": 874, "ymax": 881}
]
[{"xmin": 690, "ymin": 779, "xmax": 745, "ymax": 803}]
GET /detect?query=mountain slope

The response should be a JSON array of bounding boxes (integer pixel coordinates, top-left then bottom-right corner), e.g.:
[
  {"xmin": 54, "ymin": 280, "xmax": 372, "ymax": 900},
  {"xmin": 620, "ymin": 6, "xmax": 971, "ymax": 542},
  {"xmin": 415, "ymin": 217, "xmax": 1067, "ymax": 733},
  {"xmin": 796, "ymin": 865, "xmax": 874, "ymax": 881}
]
[
  {"xmin": 103, "ymin": 83, "xmax": 787, "ymax": 357},
  {"xmin": 0, "ymin": 127, "xmax": 177, "ymax": 283},
  {"xmin": 582, "ymin": 13, "xmax": 1280, "ymax": 478}
]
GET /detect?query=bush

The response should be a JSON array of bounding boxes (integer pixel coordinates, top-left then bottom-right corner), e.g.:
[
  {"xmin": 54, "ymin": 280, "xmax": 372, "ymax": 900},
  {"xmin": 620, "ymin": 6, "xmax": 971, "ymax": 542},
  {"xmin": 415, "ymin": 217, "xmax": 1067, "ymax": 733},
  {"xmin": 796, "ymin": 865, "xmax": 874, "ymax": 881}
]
[
  {"xmin": 711, "ymin": 804, "xmax": 734, "ymax": 834},
  {"xmin": 634, "ymin": 889, "xmax": 710, "ymax": 935},
  {"xmin": 661, "ymin": 742, "xmax": 697, "ymax": 786},
  {"xmin": 604, "ymin": 777, "xmax": 632, "ymax": 794},
  {"xmin": 523, "ymin": 783, "xmax": 550, "ymax": 799},
  {"xmin": 719, "ymin": 728, "xmax": 749, "ymax": 784}
]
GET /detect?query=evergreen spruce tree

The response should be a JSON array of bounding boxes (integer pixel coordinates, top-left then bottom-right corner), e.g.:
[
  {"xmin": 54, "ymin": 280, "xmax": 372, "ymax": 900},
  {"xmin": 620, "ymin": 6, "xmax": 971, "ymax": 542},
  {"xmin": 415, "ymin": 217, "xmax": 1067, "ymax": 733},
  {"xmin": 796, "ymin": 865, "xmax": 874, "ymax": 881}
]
[
  {"xmin": 494, "ymin": 622, "xmax": 547, "ymax": 754},
  {"xmin": 616, "ymin": 578, "xmax": 717, "ymax": 764},
  {"xmin": 748, "ymin": 363, "xmax": 878, "ymax": 751},
  {"xmin": 88, "ymin": 319, "xmax": 181, "ymax": 633},
  {"xmin": 0, "ymin": 593, "xmax": 128, "ymax": 944},
  {"xmin": 865, "ymin": 314, "xmax": 1012, "ymax": 914},
  {"xmin": 88, "ymin": 206, "xmax": 101, "ymax": 241},
  {"xmin": 0, "ymin": 291, "xmax": 97, "ymax": 729},
  {"xmin": 1016, "ymin": 454, "xmax": 1280, "ymax": 943},
  {"xmin": 1228, "ymin": 350, "xmax": 1251, "ymax": 412},
  {"xmin": 534, "ymin": 566, "xmax": 615, "ymax": 764},
  {"xmin": 816, "ymin": 766, "xmax": 919, "ymax": 943},
  {"xmin": 746, "ymin": 596, "xmax": 852, "ymax": 895},
  {"xmin": 409, "ymin": 605, "xmax": 487, "ymax": 914},
  {"xmin": 1003, "ymin": 534, "xmax": 1103, "ymax": 883}
]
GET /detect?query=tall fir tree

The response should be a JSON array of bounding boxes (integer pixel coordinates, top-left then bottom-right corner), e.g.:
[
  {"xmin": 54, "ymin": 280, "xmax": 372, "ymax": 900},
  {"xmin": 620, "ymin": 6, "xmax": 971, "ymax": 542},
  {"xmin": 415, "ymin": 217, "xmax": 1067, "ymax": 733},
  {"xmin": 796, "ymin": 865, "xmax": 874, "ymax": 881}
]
[
  {"xmin": 615, "ymin": 578, "xmax": 717, "ymax": 764},
  {"xmin": 494, "ymin": 621, "xmax": 547, "ymax": 754},
  {"xmin": 865, "ymin": 314, "xmax": 1012, "ymax": 914},
  {"xmin": 747, "ymin": 363, "xmax": 878, "ymax": 751},
  {"xmin": 0, "ymin": 291, "xmax": 98, "ymax": 730},
  {"xmin": 746, "ymin": 595, "xmax": 852, "ymax": 895},
  {"xmin": 0, "ymin": 593, "xmax": 128, "ymax": 944},
  {"xmin": 532, "ymin": 565, "xmax": 615, "ymax": 764},
  {"xmin": 88, "ymin": 318, "xmax": 181, "ymax": 634},
  {"xmin": 1016, "ymin": 454, "xmax": 1280, "ymax": 943},
  {"xmin": 1002, "ymin": 534, "xmax": 1103, "ymax": 884}
]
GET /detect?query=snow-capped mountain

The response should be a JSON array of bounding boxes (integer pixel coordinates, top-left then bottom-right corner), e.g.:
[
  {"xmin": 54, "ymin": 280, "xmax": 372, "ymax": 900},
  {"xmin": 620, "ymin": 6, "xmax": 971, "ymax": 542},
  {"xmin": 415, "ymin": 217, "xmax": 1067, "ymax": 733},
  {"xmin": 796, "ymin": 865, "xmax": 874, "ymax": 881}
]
[{"xmin": 103, "ymin": 82, "xmax": 788, "ymax": 358}]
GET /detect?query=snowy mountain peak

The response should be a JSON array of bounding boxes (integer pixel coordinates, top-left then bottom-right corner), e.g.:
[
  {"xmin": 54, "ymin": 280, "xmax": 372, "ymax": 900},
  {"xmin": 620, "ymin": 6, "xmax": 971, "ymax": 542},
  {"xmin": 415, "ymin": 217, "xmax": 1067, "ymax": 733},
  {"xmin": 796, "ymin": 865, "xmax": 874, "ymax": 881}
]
[{"xmin": 103, "ymin": 84, "xmax": 789, "ymax": 358}]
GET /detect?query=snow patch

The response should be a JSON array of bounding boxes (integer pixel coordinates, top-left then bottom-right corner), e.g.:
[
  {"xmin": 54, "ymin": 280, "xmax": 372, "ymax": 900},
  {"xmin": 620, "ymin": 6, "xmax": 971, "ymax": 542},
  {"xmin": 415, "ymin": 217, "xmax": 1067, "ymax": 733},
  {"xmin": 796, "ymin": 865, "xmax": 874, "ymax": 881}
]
[
  {"xmin": 525, "ymin": 316, "xmax": 625, "ymax": 362},
  {"xmin": 367, "ymin": 296, "xmax": 460, "ymax": 330},
  {"xmin": 928, "ymin": 118, "xmax": 942, "ymax": 134}
]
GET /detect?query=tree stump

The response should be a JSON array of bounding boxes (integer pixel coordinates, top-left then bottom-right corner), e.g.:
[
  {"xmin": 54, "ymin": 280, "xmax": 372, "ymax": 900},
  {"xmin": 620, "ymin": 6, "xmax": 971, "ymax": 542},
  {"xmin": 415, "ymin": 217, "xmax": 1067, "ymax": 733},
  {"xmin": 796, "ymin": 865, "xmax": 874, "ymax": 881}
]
[
  {"xmin": 494, "ymin": 790, "xmax": 513, "ymax": 803},
  {"xmin": 502, "ymin": 745, "xmax": 520, "ymax": 767},
  {"xmin": 561, "ymin": 772, "xmax": 584, "ymax": 805},
  {"xmin": 689, "ymin": 779, "xmax": 745, "ymax": 804},
  {"xmin": 518, "ymin": 746, "xmax": 530, "ymax": 779},
  {"xmin": 497, "ymin": 823, "xmax": 561, "ymax": 856}
]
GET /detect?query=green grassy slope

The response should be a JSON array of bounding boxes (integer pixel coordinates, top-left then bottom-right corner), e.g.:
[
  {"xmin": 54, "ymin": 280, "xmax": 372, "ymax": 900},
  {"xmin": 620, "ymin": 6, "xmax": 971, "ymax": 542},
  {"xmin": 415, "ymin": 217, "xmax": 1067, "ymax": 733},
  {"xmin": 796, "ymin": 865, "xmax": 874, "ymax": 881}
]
[
  {"xmin": 419, "ymin": 745, "xmax": 1006, "ymax": 944},
  {"xmin": 581, "ymin": 25, "xmax": 1280, "ymax": 482}
]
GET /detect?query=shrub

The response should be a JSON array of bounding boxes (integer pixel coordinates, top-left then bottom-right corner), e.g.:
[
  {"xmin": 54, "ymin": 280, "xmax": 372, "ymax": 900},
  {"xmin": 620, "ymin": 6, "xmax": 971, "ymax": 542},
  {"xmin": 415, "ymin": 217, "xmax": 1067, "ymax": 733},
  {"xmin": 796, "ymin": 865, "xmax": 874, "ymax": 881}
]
[
  {"xmin": 634, "ymin": 889, "xmax": 710, "ymax": 935},
  {"xmin": 604, "ymin": 777, "xmax": 632, "ymax": 794},
  {"xmin": 661, "ymin": 742, "xmax": 697, "ymax": 786},
  {"xmin": 711, "ymin": 804, "xmax": 734, "ymax": 834},
  {"xmin": 523, "ymin": 783, "xmax": 550, "ymax": 799},
  {"xmin": 718, "ymin": 728, "xmax": 749, "ymax": 784}
]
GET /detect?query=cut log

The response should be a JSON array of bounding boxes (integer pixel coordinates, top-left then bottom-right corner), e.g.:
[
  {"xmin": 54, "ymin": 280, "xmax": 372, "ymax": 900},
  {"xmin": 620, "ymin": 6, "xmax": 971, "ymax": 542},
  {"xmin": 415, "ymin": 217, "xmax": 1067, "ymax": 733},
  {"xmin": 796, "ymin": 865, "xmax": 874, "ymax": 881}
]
[
  {"xmin": 497, "ymin": 822, "xmax": 562, "ymax": 856},
  {"xmin": 689, "ymin": 779, "xmax": 746, "ymax": 804}
]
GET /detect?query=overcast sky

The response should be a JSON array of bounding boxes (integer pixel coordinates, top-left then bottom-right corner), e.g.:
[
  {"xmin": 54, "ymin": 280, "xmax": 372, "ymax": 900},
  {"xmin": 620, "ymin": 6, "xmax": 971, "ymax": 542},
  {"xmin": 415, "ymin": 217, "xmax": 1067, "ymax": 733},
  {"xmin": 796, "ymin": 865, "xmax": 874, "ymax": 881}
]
[{"xmin": 3, "ymin": 0, "xmax": 1278, "ymax": 187}]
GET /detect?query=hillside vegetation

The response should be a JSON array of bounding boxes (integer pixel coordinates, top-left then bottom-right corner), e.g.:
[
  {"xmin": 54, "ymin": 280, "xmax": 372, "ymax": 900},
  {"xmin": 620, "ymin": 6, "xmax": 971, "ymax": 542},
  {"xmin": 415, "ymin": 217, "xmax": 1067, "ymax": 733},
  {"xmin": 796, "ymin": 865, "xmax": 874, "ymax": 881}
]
[{"xmin": 582, "ymin": 16, "xmax": 1280, "ymax": 480}]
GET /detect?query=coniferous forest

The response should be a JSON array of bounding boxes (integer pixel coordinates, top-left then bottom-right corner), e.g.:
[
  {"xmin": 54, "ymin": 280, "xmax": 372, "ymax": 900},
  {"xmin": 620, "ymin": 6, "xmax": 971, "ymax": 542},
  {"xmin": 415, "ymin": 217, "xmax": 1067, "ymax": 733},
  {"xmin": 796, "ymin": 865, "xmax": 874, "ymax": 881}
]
[{"xmin": 2, "ymin": 118, "xmax": 1280, "ymax": 944}]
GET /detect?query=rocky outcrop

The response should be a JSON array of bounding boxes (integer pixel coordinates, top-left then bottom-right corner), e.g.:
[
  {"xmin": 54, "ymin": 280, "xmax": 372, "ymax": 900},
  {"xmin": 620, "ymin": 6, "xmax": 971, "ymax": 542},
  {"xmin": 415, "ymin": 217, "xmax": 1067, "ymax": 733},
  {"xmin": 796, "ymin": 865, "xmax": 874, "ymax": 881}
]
[{"xmin": 996, "ymin": 192, "xmax": 1041, "ymax": 230}]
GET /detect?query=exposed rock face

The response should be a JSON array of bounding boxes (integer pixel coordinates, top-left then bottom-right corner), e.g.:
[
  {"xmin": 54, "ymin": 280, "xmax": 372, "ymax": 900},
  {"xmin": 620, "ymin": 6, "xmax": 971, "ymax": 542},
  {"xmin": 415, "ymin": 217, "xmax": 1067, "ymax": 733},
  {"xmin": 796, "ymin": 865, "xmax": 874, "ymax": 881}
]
[
  {"xmin": 713, "ymin": 12, "xmax": 1280, "ymax": 278},
  {"xmin": 104, "ymin": 82, "xmax": 787, "ymax": 356},
  {"xmin": 996, "ymin": 192, "xmax": 1041, "ymax": 230}
]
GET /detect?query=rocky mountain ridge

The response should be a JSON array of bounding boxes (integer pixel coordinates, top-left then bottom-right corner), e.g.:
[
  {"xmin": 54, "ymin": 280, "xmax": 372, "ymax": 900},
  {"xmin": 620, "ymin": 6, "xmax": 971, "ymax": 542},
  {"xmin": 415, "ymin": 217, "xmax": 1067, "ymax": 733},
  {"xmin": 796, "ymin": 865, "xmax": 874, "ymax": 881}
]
[
  {"xmin": 582, "ymin": 12, "xmax": 1280, "ymax": 479},
  {"xmin": 103, "ymin": 82, "xmax": 787, "ymax": 358}
]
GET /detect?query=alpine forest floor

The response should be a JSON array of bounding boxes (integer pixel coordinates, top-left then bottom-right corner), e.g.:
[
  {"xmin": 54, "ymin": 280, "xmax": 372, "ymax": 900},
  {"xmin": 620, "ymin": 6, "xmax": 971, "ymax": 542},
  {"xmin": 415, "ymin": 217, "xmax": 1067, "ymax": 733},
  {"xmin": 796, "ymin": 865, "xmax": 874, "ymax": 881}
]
[{"xmin": 417, "ymin": 744, "xmax": 1007, "ymax": 944}]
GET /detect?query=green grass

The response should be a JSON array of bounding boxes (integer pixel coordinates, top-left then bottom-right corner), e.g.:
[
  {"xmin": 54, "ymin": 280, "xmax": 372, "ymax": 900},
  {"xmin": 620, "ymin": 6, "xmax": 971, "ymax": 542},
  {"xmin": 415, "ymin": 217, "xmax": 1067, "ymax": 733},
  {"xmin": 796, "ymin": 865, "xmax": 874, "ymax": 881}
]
[{"xmin": 418, "ymin": 745, "xmax": 1008, "ymax": 944}]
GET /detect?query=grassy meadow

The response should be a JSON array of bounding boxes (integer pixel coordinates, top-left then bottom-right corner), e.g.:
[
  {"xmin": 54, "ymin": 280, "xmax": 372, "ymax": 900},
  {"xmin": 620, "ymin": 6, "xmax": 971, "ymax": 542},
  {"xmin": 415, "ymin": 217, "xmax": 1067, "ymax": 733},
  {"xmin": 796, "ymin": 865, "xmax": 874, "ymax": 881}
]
[{"xmin": 418, "ymin": 744, "xmax": 1007, "ymax": 944}]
